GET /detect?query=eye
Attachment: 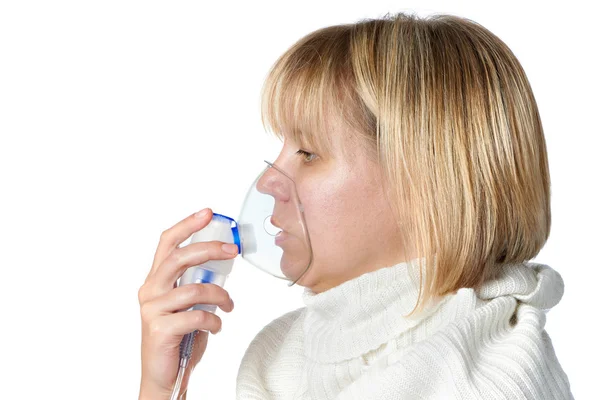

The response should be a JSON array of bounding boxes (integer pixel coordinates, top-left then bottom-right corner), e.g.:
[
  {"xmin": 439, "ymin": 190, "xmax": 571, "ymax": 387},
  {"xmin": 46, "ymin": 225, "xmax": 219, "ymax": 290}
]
[{"xmin": 295, "ymin": 149, "xmax": 317, "ymax": 163}]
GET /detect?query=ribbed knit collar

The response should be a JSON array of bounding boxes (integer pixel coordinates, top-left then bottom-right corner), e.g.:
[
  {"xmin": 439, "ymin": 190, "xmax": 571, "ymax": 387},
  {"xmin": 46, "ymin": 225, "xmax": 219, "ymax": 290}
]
[{"xmin": 301, "ymin": 257, "xmax": 447, "ymax": 363}]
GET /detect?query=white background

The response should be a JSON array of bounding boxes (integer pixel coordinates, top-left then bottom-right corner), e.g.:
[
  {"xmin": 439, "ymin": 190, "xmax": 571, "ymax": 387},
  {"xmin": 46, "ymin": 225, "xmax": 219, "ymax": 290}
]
[{"xmin": 0, "ymin": 1, "xmax": 597, "ymax": 399}]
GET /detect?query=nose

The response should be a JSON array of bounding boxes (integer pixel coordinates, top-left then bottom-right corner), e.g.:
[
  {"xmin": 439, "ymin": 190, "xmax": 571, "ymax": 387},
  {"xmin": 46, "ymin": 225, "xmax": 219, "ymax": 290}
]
[{"xmin": 255, "ymin": 161, "xmax": 292, "ymax": 202}]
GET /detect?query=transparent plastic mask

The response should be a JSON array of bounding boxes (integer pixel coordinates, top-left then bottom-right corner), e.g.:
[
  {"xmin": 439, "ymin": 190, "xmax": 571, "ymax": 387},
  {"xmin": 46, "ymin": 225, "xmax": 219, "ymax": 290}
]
[{"xmin": 236, "ymin": 160, "xmax": 313, "ymax": 286}]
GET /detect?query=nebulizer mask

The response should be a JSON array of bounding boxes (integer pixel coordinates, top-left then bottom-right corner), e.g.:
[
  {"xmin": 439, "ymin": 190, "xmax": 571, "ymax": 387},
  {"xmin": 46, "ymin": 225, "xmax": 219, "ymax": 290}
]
[{"xmin": 170, "ymin": 160, "xmax": 314, "ymax": 400}]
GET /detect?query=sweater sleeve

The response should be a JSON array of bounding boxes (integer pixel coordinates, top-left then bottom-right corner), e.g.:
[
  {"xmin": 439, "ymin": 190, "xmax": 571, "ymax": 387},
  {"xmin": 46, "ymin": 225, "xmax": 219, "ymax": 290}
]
[{"xmin": 236, "ymin": 307, "xmax": 305, "ymax": 400}]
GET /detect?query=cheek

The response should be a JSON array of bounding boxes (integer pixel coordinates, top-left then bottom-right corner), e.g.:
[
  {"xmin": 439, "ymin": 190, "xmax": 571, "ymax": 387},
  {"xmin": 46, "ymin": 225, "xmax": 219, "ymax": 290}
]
[
  {"xmin": 300, "ymin": 180, "xmax": 362, "ymax": 260},
  {"xmin": 301, "ymin": 178, "xmax": 343, "ymax": 231},
  {"xmin": 303, "ymin": 172, "xmax": 388, "ymax": 251}
]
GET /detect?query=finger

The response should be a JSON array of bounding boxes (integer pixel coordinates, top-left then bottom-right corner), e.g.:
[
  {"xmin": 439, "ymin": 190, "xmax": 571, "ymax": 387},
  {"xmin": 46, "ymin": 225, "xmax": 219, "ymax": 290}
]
[
  {"xmin": 151, "ymin": 309, "xmax": 223, "ymax": 336},
  {"xmin": 150, "ymin": 241, "xmax": 237, "ymax": 296},
  {"xmin": 141, "ymin": 283, "xmax": 234, "ymax": 319},
  {"xmin": 149, "ymin": 208, "xmax": 214, "ymax": 277}
]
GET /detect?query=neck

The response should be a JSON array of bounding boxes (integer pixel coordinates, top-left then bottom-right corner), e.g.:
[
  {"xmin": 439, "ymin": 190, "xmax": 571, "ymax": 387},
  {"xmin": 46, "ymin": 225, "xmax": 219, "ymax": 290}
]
[{"xmin": 302, "ymin": 255, "xmax": 414, "ymax": 294}]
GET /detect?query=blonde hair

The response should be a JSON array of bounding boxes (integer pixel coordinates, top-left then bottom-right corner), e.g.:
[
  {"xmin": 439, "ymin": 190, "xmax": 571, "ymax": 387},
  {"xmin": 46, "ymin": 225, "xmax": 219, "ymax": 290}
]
[{"xmin": 260, "ymin": 12, "xmax": 551, "ymax": 317}]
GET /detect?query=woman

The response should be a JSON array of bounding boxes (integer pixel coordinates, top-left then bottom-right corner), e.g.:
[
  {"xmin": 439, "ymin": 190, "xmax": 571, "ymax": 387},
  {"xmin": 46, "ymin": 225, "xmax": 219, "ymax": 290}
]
[{"xmin": 138, "ymin": 12, "xmax": 573, "ymax": 399}]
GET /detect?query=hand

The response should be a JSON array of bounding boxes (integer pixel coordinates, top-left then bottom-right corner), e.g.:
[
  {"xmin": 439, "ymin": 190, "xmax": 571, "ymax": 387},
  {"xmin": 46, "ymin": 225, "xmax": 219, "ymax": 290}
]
[{"xmin": 138, "ymin": 208, "xmax": 237, "ymax": 400}]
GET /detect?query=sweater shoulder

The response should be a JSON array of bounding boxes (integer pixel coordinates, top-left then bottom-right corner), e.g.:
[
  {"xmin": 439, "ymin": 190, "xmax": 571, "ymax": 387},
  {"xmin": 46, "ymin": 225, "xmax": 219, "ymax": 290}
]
[
  {"xmin": 236, "ymin": 306, "xmax": 305, "ymax": 398},
  {"xmin": 252, "ymin": 306, "xmax": 305, "ymax": 346},
  {"xmin": 339, "ymin": 300, "xmax": 574, "ymax": 400},
  {"xmin": 243, "ymin": 306, "xmax": 305, "ymax": 356}
]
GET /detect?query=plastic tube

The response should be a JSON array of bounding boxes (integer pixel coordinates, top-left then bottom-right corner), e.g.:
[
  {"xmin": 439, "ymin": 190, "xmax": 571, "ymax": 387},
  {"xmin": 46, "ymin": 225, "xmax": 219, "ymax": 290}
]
[{"xmin": 169, "ymin": 357, "xmax": 188, "ymax": 400}]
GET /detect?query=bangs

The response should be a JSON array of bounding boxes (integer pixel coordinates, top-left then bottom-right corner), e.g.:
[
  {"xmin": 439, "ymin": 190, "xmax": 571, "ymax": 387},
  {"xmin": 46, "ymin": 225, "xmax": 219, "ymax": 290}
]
[{"xmin": 260, "ymin": 25, "xmax": 364, "ymax": 160}]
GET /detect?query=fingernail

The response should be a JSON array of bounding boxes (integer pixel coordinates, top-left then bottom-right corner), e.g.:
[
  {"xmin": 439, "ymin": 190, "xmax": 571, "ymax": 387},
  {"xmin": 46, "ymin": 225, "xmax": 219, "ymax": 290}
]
[
  {"xmin": 195, "ymin": 208, "xmax": 209, "ymax": 219},
  {"xmin": 222, "ymin": 243, "xmax": 238, "ymax": 254}
]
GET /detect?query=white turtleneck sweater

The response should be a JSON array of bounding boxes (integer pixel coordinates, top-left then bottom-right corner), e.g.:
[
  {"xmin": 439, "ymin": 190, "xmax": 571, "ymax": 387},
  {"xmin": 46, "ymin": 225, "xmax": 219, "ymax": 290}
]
[{"xmin": 235, "ymin": 258, "xmax": 573, "ymax": 399}]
